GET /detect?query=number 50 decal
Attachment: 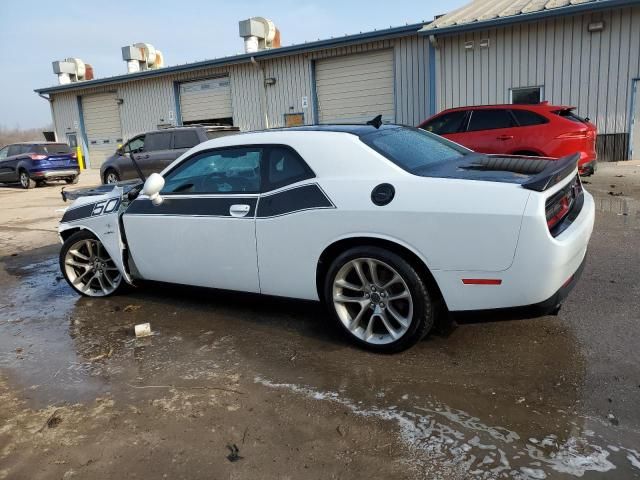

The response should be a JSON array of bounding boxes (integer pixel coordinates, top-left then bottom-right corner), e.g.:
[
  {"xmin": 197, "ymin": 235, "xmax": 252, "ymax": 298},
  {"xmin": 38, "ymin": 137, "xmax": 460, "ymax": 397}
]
[{"xmin": 91, "ymin": 198, "xmax": 121, "ymax": 216}]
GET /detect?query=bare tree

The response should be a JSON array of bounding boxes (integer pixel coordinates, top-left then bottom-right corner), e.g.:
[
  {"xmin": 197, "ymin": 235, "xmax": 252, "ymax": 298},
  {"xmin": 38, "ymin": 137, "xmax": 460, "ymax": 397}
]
[{"xmin": 0, "ymin": 125, "xmax": 54, "ymax": 147}]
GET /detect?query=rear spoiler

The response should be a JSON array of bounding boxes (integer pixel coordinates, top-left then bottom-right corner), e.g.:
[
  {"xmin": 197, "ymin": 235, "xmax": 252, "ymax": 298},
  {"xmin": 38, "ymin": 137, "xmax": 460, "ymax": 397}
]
[{"xmin": 521, "ymin": 153, "xmax": 579, "ymax": 192}]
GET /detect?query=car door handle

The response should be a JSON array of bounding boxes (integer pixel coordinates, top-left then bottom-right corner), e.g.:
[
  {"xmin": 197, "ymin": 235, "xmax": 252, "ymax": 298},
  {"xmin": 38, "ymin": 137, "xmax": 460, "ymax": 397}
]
[
  {"xmin": 496, "ymin": 135, "xmax": 514, "ymax": 141},
  {"xmin": 229, "ymin": 204, "xmax": 251, "ymax": 217}
]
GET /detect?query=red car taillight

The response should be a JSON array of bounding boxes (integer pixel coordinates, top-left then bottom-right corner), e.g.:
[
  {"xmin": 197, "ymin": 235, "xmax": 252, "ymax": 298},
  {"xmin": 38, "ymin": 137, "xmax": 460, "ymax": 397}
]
[
  {"xmin": 555, "ymin": 131, "xmax": 588, "ymax": 139},
  {"xmin": 28, "ymin": 153, "xmax": 47, "ymax": 160}
]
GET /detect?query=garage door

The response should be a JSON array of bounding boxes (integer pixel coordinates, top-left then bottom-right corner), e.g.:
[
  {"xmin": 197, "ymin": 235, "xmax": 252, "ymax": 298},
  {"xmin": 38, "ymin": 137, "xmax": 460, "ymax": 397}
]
[
  {"xmin": 179, "ymin": 77, "xmax": 233, "ymax": 125},
  {"xmin": 315, "ymin": 50, "xmax": 395, "ymax": 124},
  {"xmin": 82, "ymin": 92, "xmax": 123, "ymax": 168}
]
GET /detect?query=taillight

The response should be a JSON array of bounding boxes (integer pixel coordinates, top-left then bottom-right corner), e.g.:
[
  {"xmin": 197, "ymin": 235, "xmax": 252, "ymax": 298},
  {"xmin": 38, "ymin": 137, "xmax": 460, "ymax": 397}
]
[
  {"xmin": 28, "ymin": 154, "xmax": 47, "ymax": 160},
  {"xmin": 555, "ymin": 131, "xmax": 588, "ymax": 139},
  {"xmin": 70, "ymin": 151, "xmax": 77, "ymax": 159},
  {"xmin": 545, "ymin": 176, "xmax": 583, "ymax": 235}
]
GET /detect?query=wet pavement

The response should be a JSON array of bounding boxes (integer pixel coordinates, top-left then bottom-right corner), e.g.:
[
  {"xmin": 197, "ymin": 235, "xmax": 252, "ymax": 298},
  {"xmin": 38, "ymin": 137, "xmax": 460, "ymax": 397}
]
[{"xmin": 1, "ymin": 166, "xmax": 639, "ymax": 479}]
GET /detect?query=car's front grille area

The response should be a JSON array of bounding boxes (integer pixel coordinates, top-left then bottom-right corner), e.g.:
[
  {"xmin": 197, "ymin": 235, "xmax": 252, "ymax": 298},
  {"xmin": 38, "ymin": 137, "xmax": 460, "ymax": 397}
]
[{"xmin": 545, "ymin": 174, "xmax": 584, "ymax": 237}]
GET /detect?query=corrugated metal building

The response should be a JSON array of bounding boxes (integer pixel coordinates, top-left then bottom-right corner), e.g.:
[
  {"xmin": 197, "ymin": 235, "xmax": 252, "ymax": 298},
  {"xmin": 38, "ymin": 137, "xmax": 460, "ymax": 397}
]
[
  {"xmin": 35, "ymin": 0, "xmax": 640, "ymax": 168},
  {"xmin": 35, "ymin": 24, "xmax": 435, "ymax": 168},
  {"xmin": 421, "ymin": 0, "xmax": 640, "ymax": 160}
]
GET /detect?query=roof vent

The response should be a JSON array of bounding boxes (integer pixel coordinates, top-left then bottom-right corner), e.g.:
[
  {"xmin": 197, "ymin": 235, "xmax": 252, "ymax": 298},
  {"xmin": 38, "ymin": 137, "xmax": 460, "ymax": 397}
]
[
  {"xmin": 239, "ymin": 17, "xmax": 281, "ymax": 53},
  {"xmin": 121, "ymin": 43, "xmax": 165, "ymax": 73},
  {"xmin": 52, "ymin": 58, "xmax": 94, "ymax": 85}
]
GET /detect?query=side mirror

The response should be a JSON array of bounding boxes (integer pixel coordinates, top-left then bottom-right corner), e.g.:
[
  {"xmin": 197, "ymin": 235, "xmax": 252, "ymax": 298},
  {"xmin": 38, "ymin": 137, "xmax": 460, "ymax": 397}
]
[
  {"xmin": 116, "ymin": 146, "xmax": 124, "ymax": 156},
  {"xmin": 142, "ymin": 173, "xmax": 165, "ymax": 206}
]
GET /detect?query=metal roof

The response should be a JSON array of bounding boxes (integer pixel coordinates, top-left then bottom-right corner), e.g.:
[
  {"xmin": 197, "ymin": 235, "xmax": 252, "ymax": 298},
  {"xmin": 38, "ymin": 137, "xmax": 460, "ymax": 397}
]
[
  {"xmin": 420, "ymin": 0, "xmax": 639, "ymax": 34},
  {"xmin": 35, "ymin": 23, "xmax": 424, "ymax": 95}
]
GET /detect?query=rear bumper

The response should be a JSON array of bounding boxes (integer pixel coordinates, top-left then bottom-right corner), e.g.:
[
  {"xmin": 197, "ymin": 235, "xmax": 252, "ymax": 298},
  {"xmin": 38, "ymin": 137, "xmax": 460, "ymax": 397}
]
[
  {"xmin": 578, "ymin": 159, "xmax": 597, "ymax": 176},
  {"xmin": 31, "ymin": 169, "xmax": 79, "ymax": 179},
  {"xmin": 434, "ymin": 190, "xmax": 595, "ymax": 312}
]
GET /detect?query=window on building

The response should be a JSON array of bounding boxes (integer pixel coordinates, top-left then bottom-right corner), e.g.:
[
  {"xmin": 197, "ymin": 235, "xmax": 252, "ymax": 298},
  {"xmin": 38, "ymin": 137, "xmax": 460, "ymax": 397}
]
[
  {"xmin": 173, "ymin": 130, "xmax": 200, "ymax": 149},
  {"xmin": 467, "ymin": 109, "xmax": 516, "ymax": 131},
  {"xmin": 511, "ymin": 87, "xmax": 542, "ymax": 105},
  {"xmin": 421, "ymin": 110, "xmax": 468, "ymax": 135},
  {"xmin": 265, "ymin": 146, "xmax": 314, "ymax": 191},
  {"xmin": 511, "ymin": 109, "xmax": 549, "ymax": 126},
  {"xmin": 144, "ymin": 132, "xmax": 172, "ymax": 151}
]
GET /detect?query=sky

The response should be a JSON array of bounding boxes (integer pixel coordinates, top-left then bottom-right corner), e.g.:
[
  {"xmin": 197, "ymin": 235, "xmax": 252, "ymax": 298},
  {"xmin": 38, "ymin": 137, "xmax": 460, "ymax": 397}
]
[{"xmin": 0, "ymin": 0, "xmax": 467, "ymax": 129}]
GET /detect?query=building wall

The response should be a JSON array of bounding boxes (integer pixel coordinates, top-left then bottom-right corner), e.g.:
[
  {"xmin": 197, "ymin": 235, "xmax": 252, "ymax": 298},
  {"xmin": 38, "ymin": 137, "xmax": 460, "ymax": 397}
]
[
  {"xmin": 48, "ymin": 34, "xmax": 434, "ymax": 165},
  {"xmin": 434, "ymin": 5, "xmax": 640, "ymax": 159}
]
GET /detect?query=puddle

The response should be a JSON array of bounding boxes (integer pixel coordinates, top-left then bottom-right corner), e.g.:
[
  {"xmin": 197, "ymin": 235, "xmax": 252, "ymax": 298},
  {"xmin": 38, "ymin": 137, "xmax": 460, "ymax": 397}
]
[{"xmin": 256, "ymin": 376, "xmax": 640, "ymax": 479}]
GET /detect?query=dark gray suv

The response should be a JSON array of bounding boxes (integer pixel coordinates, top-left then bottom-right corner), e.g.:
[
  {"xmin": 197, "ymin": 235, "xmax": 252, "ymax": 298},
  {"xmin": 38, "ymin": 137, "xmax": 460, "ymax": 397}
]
[{"xmin": 100, "ymin": 125, "xmax": 239, "ymax": 184}]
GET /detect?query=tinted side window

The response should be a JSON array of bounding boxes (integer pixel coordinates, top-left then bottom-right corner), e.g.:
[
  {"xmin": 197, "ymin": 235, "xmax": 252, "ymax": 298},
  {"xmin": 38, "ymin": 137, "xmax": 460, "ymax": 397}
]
[
  {"xmin": 7, "ymin": 145, "xmax": 22, "ymax": 156},
  {"xmin": 512, "ymin": 109, "xmax": 549, "ymax": 126},
  {"xmin": 162, "ymin": 148, "xmax": 261, "ymax": 194},
  {"xmin": 145, "ymin": 132, "xmax": 171, "ymax": 151},
  {"xmin": 467, "ymin": 110, "xmax": 515, "ymax": 132},
  {"xmin": 422, "ymin": 110, "xmax": 468, "ymax": 135},
  {"xmin": 0, "ymin": 146, "xmax": 8, "ymax": 159},
  {"xmin": 173, "ymin": 130, "xmax": 201, "ymax": 149},
  {"xmin": 264, "ymin": 147, "xmax": 314, "ymax": 191}
]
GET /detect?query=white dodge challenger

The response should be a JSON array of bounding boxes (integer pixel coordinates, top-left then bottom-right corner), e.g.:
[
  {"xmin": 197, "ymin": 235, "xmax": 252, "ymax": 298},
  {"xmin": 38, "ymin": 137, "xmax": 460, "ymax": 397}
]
[{"xmin": 58, "ymin": 123, "xmax": 594, "ymax": 352}]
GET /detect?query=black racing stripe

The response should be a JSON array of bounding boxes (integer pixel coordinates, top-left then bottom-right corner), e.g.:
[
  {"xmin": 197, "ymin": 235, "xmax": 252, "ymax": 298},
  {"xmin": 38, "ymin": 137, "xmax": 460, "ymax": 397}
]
[
  {"xmin": 257, "ymin": 184, "xmax": 334, "ymax": 218},
  {"xmin": 61, "ymin": 203, "xmax": 96, "ymax": 223},
  {"xmin": 125, "ymin": 197, "xmax": 258, "ymax": 217}
]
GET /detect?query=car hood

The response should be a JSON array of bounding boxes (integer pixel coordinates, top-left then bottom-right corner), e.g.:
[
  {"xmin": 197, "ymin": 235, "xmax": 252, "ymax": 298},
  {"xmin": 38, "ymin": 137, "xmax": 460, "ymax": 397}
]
[{"xmin": 61, "ymin": 180, "xmax": 142, "ymax": 202}]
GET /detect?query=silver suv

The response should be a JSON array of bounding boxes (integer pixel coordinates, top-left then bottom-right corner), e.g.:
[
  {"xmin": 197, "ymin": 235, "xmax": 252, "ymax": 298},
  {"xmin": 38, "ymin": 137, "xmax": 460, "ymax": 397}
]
[{"xmin": 100, "ymin": 125, "xmax": 239, "ymax": 184}]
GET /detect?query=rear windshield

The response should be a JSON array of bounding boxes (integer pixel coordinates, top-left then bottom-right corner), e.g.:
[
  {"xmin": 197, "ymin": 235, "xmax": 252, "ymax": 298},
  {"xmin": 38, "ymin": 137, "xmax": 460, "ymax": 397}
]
[
  {"xmin": 554, "ymin": 109, "xmax": 588, "ymax": 124},
  {"xmin": 360, "ymin": 127, "xmax": 468, "ymax": 174},
  {"xmin": 34, "ymin": 144, "xmax": 72, "ymax": 154}
]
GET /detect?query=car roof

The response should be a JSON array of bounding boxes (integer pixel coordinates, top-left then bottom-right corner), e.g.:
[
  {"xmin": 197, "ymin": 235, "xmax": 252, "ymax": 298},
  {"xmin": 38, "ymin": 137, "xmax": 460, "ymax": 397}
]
[
  {"xmin": 439, "ymin": 103, "xmax": 574, "ymax": 113},
  {"xmin": 270, "ymin": 123, "xmax": 403, "ymax": 136},
  {"xmin": 143, "ymin": 125, "xmax": 239, "ymax": 136}
]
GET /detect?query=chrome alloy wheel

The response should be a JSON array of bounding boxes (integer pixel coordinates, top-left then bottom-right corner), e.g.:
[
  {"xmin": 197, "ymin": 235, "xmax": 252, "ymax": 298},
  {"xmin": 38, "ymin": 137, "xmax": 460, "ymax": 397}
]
[
  {"xmin": 105, "ymin": 172, "xmax": 119, "ymax": 184},
  {"xmin": 332, "ymin": 258, "xmax": 413, "ymax": 345},
  {"xmin": 20, "ymin": 171, "xmax": 30, "ymax": 188},
  {"xmin": 64, "ymin": 238, "xmax": 122, "ymax": 296}
]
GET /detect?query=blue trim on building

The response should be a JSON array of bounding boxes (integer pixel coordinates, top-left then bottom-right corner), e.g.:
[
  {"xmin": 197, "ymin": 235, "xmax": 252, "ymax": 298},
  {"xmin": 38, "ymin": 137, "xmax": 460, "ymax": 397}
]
[
  {"xmin": 75, "ymin": 95, "xmax": 90, "ymax": 167},
  {"xmin": 310, "ymin": 59, "xmax": 320, "ymax": 125},
  {"xmin": 628, "ymin": 78, "xmax": 640, "ymax": 160},
  {"xmin": 428, "ymin": 41, "xmax": 436, "ymax": 116},
  {"xmin": 419, "ymin": 0, "xmax": 640, "ymax": 36},
  {"xmin": 35, "ymin": 23, "xmax": 425, "ymax": 95},
  {"xmin": 173, "ymin": 81, "xmax": 183, "ymax": 126}
]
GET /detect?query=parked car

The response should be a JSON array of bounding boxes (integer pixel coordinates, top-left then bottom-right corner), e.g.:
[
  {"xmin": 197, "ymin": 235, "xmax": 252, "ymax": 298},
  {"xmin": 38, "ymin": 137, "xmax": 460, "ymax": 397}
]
[
  {"xmin": 0, "ymin": 142, "xmax": 79, "ymax": 189},
  {"xmin": 100, "ymin": 125, "xmax": 239, "ymax": 184},
  {"xmin": 58, "ymin": 123, "xmax": 594, "ymax": 352},
  {"xmin": 418, "ymin": 103, "xmax": 598, "ymax": 175}
]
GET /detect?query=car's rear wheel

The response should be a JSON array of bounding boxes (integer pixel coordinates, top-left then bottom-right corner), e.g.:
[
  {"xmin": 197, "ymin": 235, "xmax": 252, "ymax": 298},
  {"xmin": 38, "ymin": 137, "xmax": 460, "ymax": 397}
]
[
  {"xmin": 324, "ymin": 246, "xmax": 434, "ymax": 352},
  {"xmin": 19, "ymin": 170, "xmax": 36, "ymax": 189},
  {"xmin": 60, "ymin": 230, "xmax": 124, "ymax": 297},
  {"xmin": 104, "ymin": 169, "xmax": 120, "ymax": 184}
]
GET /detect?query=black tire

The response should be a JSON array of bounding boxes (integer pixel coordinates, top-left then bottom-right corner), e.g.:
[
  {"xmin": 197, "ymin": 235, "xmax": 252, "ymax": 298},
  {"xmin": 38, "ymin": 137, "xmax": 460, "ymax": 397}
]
[
  {"xmin": 103, "ymin": 169, "xmax": 120, "ymax": 184},
  {"xmin": 35, "ymin": 180, "xmax": 47, "ymax": 187},
  {"xmin": 60, "ymin": 230, "xmax": 126, "ymax": 297},
  {"xmin": 324, "ymin": 246, "xmax": 434, "ymax": 353},
  {"xmin": 19, "ymin": 170, "xmax": 36, "ymax": 189},
  {"xmin": 66, "ymin": 176, "xmax": 79, "ymax": 185}
]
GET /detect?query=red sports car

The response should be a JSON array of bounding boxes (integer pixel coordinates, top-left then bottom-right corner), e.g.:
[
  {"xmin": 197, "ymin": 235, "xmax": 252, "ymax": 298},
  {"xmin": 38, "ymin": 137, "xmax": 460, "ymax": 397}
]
[{"xmin": 418, "ymin": 103, "xmax": 597, "ymax": 175}]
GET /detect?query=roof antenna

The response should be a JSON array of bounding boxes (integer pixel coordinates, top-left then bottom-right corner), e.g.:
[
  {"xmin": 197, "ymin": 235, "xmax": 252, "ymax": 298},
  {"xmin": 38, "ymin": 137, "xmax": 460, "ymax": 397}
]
[{"xmin": 366, "ymin": 115, "xmax": 383, "ymax": 129}]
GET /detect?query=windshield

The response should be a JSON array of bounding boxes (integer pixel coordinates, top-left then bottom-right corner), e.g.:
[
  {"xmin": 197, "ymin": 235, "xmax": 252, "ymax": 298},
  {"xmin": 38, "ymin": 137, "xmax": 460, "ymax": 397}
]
[{"xmin": 359, "ymin": 127, "xmax": 469, "ymax": 174}]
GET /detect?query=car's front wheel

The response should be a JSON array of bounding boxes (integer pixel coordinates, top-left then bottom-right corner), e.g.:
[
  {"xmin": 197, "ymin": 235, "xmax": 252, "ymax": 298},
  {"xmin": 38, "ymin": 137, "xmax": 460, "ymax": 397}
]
[
  {"xmin": 60, "ymin": 230, "xmax": 124, "ymax": 297},
  {"xmin": 324, "ymin": 246, "xmax": 434, "ymax": 352}
]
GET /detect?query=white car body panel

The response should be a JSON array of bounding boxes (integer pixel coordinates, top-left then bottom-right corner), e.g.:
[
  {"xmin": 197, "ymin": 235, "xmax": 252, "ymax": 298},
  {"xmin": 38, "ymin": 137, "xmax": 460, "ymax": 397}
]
[{"xmin": 58, "ymin": 128, "xmax": 594, "ymax": 312}]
